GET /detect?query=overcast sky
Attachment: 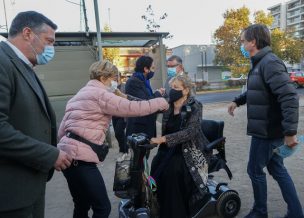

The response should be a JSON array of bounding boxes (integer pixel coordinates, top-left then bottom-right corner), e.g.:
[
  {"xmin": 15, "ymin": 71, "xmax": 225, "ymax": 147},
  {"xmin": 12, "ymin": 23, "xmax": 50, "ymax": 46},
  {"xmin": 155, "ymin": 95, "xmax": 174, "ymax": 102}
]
[{"xmin": 0, "ymin": 0, "xmax": 286, "ymax": 48}]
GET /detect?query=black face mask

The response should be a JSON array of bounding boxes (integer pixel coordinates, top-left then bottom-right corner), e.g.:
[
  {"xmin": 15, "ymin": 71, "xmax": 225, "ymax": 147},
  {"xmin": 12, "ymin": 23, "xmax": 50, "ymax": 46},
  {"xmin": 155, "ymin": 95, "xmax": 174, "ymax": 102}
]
[{"xmin": 169, "ymin": 89, "xmax": 183, "ymax": 103}]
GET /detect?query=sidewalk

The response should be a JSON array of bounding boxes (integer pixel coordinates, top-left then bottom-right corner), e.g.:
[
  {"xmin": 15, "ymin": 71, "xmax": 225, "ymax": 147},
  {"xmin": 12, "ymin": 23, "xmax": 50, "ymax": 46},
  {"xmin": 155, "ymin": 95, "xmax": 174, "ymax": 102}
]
[{"xmin": 45, "ymin": 98, "xmax": 304, "ymax": 218}]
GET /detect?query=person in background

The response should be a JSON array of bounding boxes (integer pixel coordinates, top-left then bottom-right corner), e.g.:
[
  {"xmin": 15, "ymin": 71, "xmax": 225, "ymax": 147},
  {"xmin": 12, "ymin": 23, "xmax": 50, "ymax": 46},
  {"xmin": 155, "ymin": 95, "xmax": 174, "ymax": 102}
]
[
  {"xmin": 125, "ymin": 55, "xmax": 165, "ymax": 140},
  {"xmin": 112, "ymin": 73, "xmax": 128, "ymax": 154},
  {"xmin": 228, "ymin": 24, "xmax": 304, "ymax": 218},
  {"xmin": 164, "ymin": 55, "xmax": 184, "ymax": 96},
  {"xmin": 0, "ymin": 11, "xmax": 72, "ymax": 218},
  {"xmin": 57, "ymin": 60, "xmax": 168, "ymax": 218}
]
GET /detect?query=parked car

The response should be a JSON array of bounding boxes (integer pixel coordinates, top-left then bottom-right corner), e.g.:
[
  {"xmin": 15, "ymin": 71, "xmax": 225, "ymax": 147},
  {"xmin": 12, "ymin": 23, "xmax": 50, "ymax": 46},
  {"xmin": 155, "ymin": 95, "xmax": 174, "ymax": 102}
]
[
  {"xmin": 289, "ymin": 71, "xmax": 304, "ymax": 88},
  {"xmin": 227, "ymin": 74, "xmax": 247, "ymax": 87}
]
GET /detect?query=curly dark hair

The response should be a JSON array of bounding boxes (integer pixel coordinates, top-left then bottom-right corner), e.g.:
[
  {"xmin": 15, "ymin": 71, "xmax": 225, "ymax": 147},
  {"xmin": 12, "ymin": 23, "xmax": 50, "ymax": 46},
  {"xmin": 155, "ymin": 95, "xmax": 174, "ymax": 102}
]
[{"xmin": 134, "ymin": 56, "xmax": 153, "ymax": 73}]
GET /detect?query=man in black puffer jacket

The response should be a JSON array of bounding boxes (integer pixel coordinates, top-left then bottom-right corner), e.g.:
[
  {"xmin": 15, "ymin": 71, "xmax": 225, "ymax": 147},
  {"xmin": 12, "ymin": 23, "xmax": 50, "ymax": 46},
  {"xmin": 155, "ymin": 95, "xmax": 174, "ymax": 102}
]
[{"xmin": 228, "ymin": 24, "xmax": 303, "ymax": 218}]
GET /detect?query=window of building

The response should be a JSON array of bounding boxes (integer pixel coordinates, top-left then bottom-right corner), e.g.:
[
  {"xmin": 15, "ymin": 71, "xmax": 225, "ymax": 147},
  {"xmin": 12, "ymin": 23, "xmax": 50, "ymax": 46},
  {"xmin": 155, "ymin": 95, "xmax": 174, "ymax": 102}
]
[{"xmin": 288, "ymin": 1, "xmax": 301, "ymax": 10}]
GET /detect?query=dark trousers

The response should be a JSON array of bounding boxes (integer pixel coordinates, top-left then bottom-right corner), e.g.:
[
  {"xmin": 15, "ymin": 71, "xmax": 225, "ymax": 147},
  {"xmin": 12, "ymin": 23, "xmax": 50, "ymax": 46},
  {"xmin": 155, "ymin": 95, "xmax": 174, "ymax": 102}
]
[
  {"xmin": 0, "ymin": 189, "xmax": 45, "ymax": 218},
  {"xmin": 63, "ymin": 161, "xmax": 111, "ymax": 218},
  {"xmin": 247, "ymin": 137, "xmax": 304, "ymax": 217},
  {"xmin": 112, "ymin": 117, "xmax": 127, "ymax": 153}
]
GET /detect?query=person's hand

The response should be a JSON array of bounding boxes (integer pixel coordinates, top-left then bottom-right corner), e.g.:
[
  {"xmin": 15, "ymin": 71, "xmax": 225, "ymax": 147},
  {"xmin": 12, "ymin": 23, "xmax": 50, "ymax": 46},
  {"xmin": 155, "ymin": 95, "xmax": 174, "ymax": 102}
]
[
  {"xmin": 114, "ymin": 89, "xmax": 127, "ymax": 98},
  {"xmin": 285, "ymin": 135, "xmax": 298, "ymax": 147},
  {"xmin": 150, "ymin": 136, "xmax": 166, "ymax": 145},
  {"xmin": 158, "ymin": 88, "xmax": 166, "ymax": 96},
  {"xmin": 156, "ymin": 88, "xmax": 165, "ymax": 96},
  {"xmin": 54, "ymin": 150, "xmax": 73, "ymax": 171},
  {"xmin": 228, "ymin": 102, "xmax": 237, "ymax": 116}
]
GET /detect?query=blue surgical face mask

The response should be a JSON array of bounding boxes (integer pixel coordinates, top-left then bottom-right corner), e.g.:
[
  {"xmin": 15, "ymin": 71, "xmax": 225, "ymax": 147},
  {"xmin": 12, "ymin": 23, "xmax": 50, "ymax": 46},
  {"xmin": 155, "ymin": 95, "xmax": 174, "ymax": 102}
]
[
  {"xmin": 147, "ymin": 71, "xmax": 154, "ymax": 80},
  {"xmin": 36, "ymin": 45, "xmax": 55, "ymax": 65},
  {"xmin": 240, "ymin": 45, "xmax": 250, "ymax": 59},
  {"xmin": 31, "ymin": 33, "xmax": 55, "ymax": 65},
  {"xmin": 273, "ymin": 144, "xmax": 299, "ymax": 158},
  {"xmin": 273, "ymin": 135, "xmax": 303, "ymax": 158},
  {"xmin": 167, "ymin": 67, "xmax": 177, "ymax": 77}
]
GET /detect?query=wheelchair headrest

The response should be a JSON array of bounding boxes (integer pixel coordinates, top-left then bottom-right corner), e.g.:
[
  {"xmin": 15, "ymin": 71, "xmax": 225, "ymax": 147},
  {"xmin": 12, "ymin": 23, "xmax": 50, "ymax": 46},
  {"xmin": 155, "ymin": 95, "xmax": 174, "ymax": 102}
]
[{"xmin": 201, "ymin": 119, "xmax": 224, "ymax": 143}]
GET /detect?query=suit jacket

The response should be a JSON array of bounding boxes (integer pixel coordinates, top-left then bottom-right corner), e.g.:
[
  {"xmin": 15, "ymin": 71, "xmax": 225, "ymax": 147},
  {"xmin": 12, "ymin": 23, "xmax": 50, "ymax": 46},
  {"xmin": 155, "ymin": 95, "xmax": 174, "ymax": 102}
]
[
  {"xmin": 0, "ymin": 42, "xmax": 59, "ymax": 211},
  {"xmin": 125, "ymin": 76, "xmax": 162, "ymax": 137}
]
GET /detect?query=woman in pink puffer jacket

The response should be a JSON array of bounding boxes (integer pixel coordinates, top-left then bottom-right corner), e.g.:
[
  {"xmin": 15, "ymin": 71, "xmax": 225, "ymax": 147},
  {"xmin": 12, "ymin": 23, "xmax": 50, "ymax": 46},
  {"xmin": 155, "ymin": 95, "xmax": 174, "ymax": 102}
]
[{"xmin": 58, "ymin": 60, "xmax": 168, "ymax": 218}]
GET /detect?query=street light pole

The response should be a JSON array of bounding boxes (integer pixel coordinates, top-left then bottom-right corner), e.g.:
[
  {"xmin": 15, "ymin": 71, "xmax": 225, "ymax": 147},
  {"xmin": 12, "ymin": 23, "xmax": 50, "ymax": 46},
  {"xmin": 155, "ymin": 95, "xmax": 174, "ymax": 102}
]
[
  {"xmin": 200, "ymin": 45, "xmax": 207, "ymax": 80},
  {"xmin": 3, "ymin": 0, "xmax": 8, "ymax": 34},
  {"xmin": 201, "ymin": 51, "xmax": 204, "ymax": 75},
  {"xmin": 93, "ymin": 0, "xmax": 103, "ymax": 61},
  {"xmin": 204, "ymin": 49, "xmax": 207, "ymax": 73}
]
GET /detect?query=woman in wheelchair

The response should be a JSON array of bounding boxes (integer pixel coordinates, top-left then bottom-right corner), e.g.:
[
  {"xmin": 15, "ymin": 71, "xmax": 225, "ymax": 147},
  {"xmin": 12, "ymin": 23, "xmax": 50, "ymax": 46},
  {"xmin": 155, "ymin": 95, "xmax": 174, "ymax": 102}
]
[{"xmin": 150, "ymin": 75, "xmax": 210, "ymax": 218}]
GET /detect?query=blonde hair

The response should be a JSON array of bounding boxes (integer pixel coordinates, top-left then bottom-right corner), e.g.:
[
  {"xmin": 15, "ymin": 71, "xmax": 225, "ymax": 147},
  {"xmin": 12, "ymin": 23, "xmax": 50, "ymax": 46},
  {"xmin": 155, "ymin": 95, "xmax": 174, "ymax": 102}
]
[
  {"xmin": 169, "ymin": 74, "xmax": 194, "ymax": 97},
  {"xmin": 89, "ymin": 60, "xmax": 119, "ymax": 80}
]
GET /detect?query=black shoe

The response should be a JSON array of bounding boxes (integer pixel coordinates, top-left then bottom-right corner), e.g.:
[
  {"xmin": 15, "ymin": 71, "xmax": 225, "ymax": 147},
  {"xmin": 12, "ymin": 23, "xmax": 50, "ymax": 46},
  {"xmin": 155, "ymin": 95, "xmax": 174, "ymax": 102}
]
[{"xmin": 244, "ymin": 210, "xmax": 268, "ymax": 218}]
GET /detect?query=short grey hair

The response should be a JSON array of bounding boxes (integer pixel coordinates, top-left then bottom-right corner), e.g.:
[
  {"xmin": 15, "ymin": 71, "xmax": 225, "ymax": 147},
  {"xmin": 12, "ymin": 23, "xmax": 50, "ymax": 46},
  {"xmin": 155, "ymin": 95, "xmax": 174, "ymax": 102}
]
[
  {"xmin": 89, "ymin": 60, "xmax": 119, "ymax": 80},
  {"xmin": 9, "ymin": 11, "xmax": 57, "ymax": 37},
  {"xmin": 167, "ymin": 55, "xmax": 183, "ymax": 64}
]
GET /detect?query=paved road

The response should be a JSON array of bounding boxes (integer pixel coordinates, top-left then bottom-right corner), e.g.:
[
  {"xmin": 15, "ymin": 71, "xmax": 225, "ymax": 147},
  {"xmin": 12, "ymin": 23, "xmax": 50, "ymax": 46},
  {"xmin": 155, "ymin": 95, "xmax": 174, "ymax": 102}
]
[
  {"xmin": 196, "ymin": 87, "xmax": 304, "ymax": 104},
  {"xmin": 196, "ymin": 90, "xmax": 241, "ymax": 104}
]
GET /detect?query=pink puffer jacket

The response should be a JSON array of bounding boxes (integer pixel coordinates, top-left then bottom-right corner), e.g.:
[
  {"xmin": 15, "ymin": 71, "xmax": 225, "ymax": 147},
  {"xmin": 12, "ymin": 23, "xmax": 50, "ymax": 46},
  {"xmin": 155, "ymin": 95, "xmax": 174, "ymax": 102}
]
[{"xmin": 57, "ymin": 79, "xmax": 168, "ymax": 163}]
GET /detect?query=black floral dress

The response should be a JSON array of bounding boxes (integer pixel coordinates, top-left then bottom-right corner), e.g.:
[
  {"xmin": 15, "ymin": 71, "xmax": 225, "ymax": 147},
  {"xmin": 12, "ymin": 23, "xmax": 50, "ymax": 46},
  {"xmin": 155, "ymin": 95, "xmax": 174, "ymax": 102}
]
[{"xmin": 151, "ymin": 97, "xmax": 209, "ymax": 218}]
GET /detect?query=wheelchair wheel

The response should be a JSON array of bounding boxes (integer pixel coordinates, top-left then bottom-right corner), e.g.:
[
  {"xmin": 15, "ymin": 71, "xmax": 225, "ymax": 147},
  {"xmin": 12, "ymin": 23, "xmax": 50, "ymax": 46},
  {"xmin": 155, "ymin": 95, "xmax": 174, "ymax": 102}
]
[{"xmin": 216, "ymin": 191, "xmax": 241, "ymax": 218}]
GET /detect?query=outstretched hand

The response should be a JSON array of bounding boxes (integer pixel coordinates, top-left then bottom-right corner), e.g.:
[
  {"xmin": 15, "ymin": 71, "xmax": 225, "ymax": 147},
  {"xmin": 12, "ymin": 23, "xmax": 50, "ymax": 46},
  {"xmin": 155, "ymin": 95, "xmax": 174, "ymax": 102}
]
[
  {"xmin": 150, "ymin": 136, "xmax": 166, "ymax": 145},
  {"xmin": 156, "ymin": 88, "xmax": 166, "ymax": 96}
]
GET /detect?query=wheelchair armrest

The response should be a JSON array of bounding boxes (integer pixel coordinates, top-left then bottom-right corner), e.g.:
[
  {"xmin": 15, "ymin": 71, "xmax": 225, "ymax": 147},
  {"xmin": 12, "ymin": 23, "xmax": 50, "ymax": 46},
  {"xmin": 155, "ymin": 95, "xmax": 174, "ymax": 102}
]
[
  {"xmin": 138, "ymin": 143, "xmax": 158, "ymax": 150},
  {"xmin": 205, "ymin": 137, "xmax": 226, "ymax": 152}
]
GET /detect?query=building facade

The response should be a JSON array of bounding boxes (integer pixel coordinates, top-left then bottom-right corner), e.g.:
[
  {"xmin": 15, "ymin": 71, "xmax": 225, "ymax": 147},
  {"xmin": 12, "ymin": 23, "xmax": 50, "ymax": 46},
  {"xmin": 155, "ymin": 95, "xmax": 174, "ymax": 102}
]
[
  {"xmin": 171, "ymin": 44, "xmax": 227, "ymax": 82},
  {"xmin": 268, "ymin": 0, "xmax": 304, "ymax": 39}
]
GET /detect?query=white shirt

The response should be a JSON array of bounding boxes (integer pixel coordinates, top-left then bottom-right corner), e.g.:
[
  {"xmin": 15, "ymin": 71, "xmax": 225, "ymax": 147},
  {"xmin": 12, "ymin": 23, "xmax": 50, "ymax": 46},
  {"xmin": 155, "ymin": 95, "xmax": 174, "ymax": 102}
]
[{"xmin": 4, "ymin": 40, "xmax": 33, "ymax": 68}]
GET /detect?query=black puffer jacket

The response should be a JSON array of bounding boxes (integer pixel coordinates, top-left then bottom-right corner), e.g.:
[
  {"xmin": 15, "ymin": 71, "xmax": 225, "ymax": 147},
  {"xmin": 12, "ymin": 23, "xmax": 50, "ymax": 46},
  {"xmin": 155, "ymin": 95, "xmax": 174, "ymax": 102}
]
[{"xmin": 234, "ymin": 46, "xmax": 299, "ymax": 139}]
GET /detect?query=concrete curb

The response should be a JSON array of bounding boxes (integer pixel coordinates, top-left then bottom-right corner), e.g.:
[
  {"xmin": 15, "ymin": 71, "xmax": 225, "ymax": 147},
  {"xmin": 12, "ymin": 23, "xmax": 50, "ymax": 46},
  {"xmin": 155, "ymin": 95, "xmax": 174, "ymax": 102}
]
[{"xmin": 196, "ymin": 88, "xmax": 241, "ymax": 95}]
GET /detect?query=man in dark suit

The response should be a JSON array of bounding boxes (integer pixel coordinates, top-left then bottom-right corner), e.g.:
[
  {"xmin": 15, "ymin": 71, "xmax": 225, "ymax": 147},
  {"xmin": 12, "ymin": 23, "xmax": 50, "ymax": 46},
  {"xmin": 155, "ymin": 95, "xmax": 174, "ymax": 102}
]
[{"xmin": 0, "ymin": 11, "xmax": 72, "ymax": 218}]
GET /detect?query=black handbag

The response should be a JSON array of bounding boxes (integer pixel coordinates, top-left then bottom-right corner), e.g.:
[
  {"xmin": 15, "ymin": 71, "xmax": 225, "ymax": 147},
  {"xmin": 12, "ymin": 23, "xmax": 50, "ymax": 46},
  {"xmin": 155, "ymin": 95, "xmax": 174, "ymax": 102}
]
[
  {"xmin": 66, "ymin": 131, "xmax": 109, "ymax": 162},
  {"xmin": 113, "ymin": 152, "xmax": 132, "ymax": 198}
]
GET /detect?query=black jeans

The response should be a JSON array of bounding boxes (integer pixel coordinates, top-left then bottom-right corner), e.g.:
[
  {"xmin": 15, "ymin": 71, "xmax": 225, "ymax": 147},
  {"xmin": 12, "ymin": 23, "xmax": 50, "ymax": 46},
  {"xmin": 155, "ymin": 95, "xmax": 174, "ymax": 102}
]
[
  {"xmin": 63, "ymin": 161, "xmax": 111, "ymax": 218},
  {"xmin": 112, "ymin": 117, "xmax": 127, "ymax": 153}
]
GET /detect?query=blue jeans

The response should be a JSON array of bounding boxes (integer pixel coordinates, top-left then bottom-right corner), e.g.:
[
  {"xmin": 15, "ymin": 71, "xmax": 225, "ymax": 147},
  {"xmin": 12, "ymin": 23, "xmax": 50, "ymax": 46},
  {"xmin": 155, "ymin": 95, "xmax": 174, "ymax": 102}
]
[
  {"xmin": 63, "ymin": 161, "xmax": 111, "ymax": 218},
  {"xmin": 247, "ymin": 137, "xmax": 303, "ymax": 217}
]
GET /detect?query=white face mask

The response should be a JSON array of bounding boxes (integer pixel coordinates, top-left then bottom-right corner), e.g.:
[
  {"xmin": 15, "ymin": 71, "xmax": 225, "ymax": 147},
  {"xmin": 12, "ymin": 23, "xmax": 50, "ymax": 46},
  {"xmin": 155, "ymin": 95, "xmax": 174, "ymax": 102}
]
[{"xmin": 108, "ymin": 80, "xmax": 118, "ymax": 92}]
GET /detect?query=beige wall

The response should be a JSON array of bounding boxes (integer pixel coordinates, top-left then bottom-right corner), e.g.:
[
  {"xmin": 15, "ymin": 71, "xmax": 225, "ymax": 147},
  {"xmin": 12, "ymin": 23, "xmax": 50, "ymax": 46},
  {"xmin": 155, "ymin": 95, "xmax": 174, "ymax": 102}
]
[
  {"xmin": 36, "ymin": 46, "xmax": 97, "ymax": 97},
  {"xmin": 35, "ymin": 46, "xmax": 97, "ymax": 124}
]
